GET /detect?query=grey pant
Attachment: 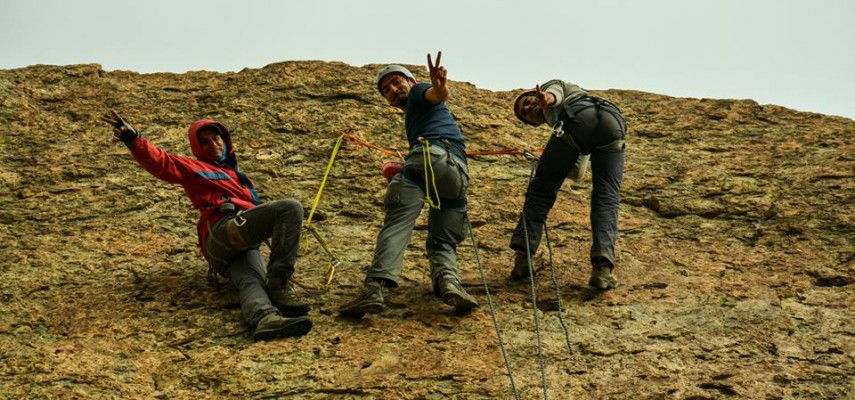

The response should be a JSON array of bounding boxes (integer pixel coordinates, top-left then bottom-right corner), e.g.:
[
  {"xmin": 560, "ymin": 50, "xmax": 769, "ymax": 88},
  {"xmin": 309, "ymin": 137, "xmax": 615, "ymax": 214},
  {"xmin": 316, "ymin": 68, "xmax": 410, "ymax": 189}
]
[
  {"xmin": 511, "ymin": 101, "xmax": 626, "ymax": 267},
  {"xmin": 366, "ymin": 143, "xmax": 469, "ymax": 291},
  {"xmin": 205, "ymin": 199, "xmax": 304, "ymax": 326}
]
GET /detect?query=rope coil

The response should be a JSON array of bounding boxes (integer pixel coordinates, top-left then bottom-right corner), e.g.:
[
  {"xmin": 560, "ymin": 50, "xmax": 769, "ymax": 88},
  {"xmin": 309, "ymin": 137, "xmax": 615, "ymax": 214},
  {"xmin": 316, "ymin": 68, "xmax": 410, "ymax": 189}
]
[{"xmin": 418, "ymin": 137, "xmax": 442, "ymax": 210}]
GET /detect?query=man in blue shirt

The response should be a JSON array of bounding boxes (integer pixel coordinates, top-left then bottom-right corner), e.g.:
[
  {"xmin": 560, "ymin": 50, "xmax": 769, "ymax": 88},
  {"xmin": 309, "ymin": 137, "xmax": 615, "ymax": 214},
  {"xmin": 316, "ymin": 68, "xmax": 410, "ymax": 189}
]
[{"xmin": 339, "ymin": 52, "xmax": 478, "ymax": 318}]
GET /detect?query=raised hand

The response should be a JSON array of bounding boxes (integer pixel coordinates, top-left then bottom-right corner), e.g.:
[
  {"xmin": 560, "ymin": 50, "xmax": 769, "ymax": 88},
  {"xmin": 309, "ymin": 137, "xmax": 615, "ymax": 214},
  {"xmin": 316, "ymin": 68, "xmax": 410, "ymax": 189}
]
[
  {"xmin": 100, "ymin": 109, "xmax": 138, "ymax": 141},
  {"xmin": 427, "ymin": 51, "xmax": 447, "ymax": 90},
  {"xmin": 534, "ymin": 84, "xmax": 555, "ymax": 108},
  {"xmin": 425, "ymin": 51, "xmax": 449, "ymax": 104}
]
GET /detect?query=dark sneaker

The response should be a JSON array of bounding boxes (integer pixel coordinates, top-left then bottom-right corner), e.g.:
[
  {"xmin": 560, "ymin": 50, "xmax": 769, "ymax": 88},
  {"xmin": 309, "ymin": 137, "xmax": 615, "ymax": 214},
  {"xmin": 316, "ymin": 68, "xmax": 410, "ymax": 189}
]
[
  {"xmin": 268, "ymin": 275, "xmax": 311, "ymax": 317},
  {"xmin": 253, "ymin": 313, "xmax": 312, "ymax": 342},
  {"xmin": 588, "ymin": 262, "xmax": 618, "ymax": 290},
  {"xmin": 438, "ymin": 279, "xmax": 479, "ymax": 314},
  {"xmin": 338, "ymin": 282, "xmax": 385, "ymax": 319},
  {"xmin": 509, "ymin": 252, "xmax": 533, "ymax": 282}
]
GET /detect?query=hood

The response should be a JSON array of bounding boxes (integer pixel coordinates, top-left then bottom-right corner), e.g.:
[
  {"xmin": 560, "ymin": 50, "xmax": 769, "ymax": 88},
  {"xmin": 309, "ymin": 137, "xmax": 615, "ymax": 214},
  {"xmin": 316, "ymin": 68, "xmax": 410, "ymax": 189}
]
[{"xmin": 188, "ymin": 119, "xmax": 235, "ymax": 166}]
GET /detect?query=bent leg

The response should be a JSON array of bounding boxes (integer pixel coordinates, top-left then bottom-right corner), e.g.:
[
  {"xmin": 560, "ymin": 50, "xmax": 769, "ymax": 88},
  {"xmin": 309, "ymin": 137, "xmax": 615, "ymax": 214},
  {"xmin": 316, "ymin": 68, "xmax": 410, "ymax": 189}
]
[
  {"xmin": 510, "ymin": 135, "xmax": 580, "ymax": 254},
  {"xmin": 233, "ymin": 199, "xmax": 304, "ymax": 277}
]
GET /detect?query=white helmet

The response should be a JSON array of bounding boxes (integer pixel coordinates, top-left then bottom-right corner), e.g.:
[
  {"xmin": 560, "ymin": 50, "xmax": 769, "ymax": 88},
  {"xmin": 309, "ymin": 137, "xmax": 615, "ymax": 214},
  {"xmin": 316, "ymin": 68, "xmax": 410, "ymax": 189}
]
[{"xmin": 376, "ymin": 65, "xmax": 415, "ymax": 95}]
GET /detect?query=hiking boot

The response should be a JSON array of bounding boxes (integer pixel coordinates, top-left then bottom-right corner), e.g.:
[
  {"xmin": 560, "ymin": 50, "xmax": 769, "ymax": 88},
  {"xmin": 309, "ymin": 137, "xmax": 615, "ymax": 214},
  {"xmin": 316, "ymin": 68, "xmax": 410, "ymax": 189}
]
[
  {"xmin": 438, "ymin": 278, "xmax": 479, "ymax": 314},
  {"xmin": 268, "ymin": 274, "xmax": 311, "ymax": 317},
  {"xmin": 588, "ymin": 261, "xmax": 618, "ymax": 290},
  {"xmin": 338, "ymin": 280, "xmax": 385, "ymax": 319},
  {"xmin": 509, "ymin": 251, "xmax": 533, "ymax": 282},
  {"xmin": 253, "ymin": 312, "xmax": 312, "ymax": 342}
]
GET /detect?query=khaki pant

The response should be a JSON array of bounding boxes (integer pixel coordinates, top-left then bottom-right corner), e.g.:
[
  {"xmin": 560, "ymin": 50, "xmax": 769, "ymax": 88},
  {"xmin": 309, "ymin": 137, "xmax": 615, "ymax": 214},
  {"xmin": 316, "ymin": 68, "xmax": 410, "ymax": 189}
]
[
  {"xmin": 205, "ymin": 199, "xmax": 304, "ymax": 326},
  {"xmin": 366, "ymin": 143, "xmax": 469, "ymax": 292}
]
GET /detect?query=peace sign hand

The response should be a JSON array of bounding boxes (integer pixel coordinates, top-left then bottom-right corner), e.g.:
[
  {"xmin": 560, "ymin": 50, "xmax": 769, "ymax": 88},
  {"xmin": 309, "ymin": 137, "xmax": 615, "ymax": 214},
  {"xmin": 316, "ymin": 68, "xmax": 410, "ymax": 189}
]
[
  {"xmin": 423, "ymin": 51, "xmax": 451, "ymax": 105},
  {"xmin": 427, "ymin": 51, "xmax": 448, "ymax": 95},
  {"xmin": 100, "ymin": 109, "xmax": 138, "ymax": 142}
]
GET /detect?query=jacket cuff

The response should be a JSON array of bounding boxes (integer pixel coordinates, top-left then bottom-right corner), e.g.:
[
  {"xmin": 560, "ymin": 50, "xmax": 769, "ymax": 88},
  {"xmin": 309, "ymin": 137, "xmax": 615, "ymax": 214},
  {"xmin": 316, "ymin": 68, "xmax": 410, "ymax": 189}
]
[{"xmin": 120, "ymin": 131, "xmax": 140, "ymax": 149}]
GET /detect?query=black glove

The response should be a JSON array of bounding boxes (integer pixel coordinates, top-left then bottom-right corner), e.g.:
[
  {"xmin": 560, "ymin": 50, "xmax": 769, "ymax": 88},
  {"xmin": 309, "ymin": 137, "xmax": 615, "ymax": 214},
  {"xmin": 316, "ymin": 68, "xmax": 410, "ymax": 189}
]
[{"xmin": 113, "ymin": 117, "xmax": 138, "ymax": 143}]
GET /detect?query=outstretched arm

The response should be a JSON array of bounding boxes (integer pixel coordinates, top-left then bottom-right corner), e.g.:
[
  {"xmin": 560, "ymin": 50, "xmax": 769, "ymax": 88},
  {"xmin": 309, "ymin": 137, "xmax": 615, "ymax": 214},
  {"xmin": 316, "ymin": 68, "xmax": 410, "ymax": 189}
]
[
  {"xmin": 100, "ymin": 109, "xmax": 189, "ymax": 184},
  {"xmin": 423, "ymin": 51, "xmax": 449, "ymax": 105}
]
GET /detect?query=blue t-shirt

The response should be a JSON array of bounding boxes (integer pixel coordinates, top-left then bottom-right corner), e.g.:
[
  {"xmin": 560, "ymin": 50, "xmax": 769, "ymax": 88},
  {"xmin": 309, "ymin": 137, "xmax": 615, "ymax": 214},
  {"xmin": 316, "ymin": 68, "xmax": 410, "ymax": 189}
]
[{"xmin": 405, "ymin": 83, "xmax": 465, "ymax": 155}]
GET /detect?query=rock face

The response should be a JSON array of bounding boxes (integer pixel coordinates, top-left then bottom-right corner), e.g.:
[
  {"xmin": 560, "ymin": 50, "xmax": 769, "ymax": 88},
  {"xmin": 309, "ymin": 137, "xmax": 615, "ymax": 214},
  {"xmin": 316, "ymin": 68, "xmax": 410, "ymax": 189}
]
[{"xmin": 0, "ymin": 62, "xmax": 853, "ymax": 399}]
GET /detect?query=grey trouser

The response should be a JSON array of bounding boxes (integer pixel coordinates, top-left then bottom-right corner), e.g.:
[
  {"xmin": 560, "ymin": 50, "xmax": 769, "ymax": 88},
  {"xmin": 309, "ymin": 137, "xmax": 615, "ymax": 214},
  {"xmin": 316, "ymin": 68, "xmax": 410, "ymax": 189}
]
[
  {"xmin": 204, "ymin": 199, "xmax": 304, "ymax": 326},
  {"xmin": 366, "ymin": 142, "xmax": 469, "ymax": 291},
  {"xmin": 511, "ymin": 100, "xmax": 626, "ymax": 267}
]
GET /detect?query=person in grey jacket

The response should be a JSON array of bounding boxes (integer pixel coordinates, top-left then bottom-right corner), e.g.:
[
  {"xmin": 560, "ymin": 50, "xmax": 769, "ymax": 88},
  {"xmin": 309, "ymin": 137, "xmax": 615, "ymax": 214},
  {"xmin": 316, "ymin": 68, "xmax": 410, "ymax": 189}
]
[
  {"xmin": 509, "ymin": 80, "xmax": 627, "ymax": 290},
  {"xmin": 339, "ymin": 52, "xmax": 479, "ymax": 318}
]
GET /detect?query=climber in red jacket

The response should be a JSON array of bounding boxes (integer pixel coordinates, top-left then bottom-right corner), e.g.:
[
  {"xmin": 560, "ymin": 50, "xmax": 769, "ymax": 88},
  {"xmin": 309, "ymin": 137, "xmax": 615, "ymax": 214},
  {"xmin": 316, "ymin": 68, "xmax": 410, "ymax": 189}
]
[{"xmin": 101, "ymin": 110, "xmax": 312, "ymax": 341}]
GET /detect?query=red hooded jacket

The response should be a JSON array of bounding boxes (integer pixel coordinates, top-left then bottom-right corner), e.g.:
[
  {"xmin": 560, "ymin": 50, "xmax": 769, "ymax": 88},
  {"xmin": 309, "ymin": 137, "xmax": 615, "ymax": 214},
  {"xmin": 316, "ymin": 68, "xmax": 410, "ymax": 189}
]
[{"xmin": 125, "ymin": 120, "xmax": 260, "ymax": 258}]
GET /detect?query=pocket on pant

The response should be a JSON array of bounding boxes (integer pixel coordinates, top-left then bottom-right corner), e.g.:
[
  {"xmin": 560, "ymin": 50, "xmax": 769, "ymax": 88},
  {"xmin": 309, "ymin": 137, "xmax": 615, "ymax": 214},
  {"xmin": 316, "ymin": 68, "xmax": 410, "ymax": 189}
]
[
  {"xmin": 431, "ymin": 150, "xmax": 468, "ymax": 200},
  {"xmin": 204, "ymin": 219, "xmax": 233, "ymax": 274},
  {"xmin": 428, "ymin": 209, "xmax": 468, "ymax": 244},
  {"xmin": 384, "ymin": 176, "xmax": 422, "ymax": 208}
]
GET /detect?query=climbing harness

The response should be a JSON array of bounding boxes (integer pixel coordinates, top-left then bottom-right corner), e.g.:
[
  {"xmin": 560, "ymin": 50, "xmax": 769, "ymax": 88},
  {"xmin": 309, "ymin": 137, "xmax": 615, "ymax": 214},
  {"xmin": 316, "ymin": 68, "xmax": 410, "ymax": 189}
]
[
  {"xmin": 343, "ymin": 133, "xmax": 545, "ymax": 159},
  {"xmin": 554, "ymin": 96, "xmax": 627, "ymax": 154}
]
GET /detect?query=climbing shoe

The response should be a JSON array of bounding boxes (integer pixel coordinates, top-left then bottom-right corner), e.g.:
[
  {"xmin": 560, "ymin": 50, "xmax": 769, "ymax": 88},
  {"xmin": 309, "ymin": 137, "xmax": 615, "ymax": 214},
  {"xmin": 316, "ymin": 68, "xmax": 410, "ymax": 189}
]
[
  {"xmin": 588, "ymin": 261, "xmax": 618, "ymax": 290},
  {"xmin": 438, "ymin": 278, "xmax": 479, "ymax": 314},
  {"xmin": 253, "ymin": 312, "xmax": 312, "ymax": 342},
  {"xmin": 338, "ymin": 280, "xmax": 385, "ymax": 318},
  {"xmin": 509, "ymin": 251, "xmax": 533, "ymax": 282},
  {"xmin": 267, "ymin": 274, "xmax": 311, "ymax": 317}
]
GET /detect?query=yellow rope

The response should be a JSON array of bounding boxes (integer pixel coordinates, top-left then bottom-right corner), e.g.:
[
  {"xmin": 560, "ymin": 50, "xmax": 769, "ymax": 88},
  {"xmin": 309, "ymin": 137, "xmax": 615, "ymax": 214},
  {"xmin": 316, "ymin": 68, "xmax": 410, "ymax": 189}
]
[
  {"xmin": 419, "ymin": 137, "xmax": 441, "ymax": 210},
  {"xmin": 304, "ymin": 224, "xmax": 341, "ymax": 289},
  {"xmin": 301, "ymin": 134, "xmax": 344, "ymax": 289},
  {"xmin": 306, "ymin": 134, "xmax": 343, "ymax": 225}
]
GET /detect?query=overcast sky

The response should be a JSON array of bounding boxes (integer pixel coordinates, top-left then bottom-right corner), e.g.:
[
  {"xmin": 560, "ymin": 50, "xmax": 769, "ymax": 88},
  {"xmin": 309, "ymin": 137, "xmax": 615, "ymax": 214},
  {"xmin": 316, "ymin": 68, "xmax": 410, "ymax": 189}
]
[{"xmin": 2, "ymin": 0, "xmax": 853, "ymax": 119}]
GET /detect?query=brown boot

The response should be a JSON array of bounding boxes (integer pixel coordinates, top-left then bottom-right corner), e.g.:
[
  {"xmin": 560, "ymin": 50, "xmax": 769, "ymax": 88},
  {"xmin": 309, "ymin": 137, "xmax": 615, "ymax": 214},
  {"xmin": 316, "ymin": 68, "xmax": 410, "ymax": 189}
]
[
  {"xmin": 588, "ymin": 260, "xmax": 618, "ymax": 290},
  {"xmin": 509, "ymin": 251, "xmax": 533, "ymax": 282},
  {"xmin": 338, "ymin": 279, "xmax": 385, "ymax": 319},
  {"xmin": 253, "ymin": 312, "xmax": 312, "ymax": 341},
  {"xmin": 268, "ymin": 274, "xmax": 311, "ymax": 317},
  {"xmin": 437, "ymin": 276, "xmax": 479, "ymax": 314}
]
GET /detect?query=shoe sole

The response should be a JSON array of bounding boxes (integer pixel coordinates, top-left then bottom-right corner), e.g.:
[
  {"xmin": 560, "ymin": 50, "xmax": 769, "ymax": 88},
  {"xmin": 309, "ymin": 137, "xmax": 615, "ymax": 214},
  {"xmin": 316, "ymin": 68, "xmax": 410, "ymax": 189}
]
[
  {"xmin": 338, "ymin": 302, "xmax": 384, "ymax": 319},
  {"xmin": 278, "ymin": 304, "xmax": 311, "ymax": 317},
  {"xmin": 442, "ymin": 292, "xmax": 479, "ymax": 313},
  {"xmin": 253, "ymin": 316, "xmax": 313, "ymax": 341}
]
